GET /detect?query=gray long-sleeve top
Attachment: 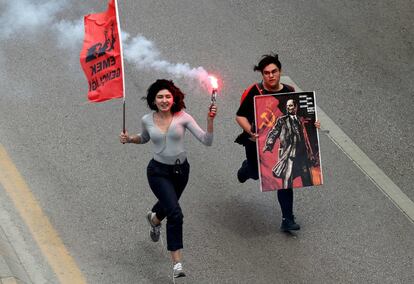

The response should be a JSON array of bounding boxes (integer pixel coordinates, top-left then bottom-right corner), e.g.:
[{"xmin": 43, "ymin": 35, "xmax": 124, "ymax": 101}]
[{"xmin": 138, "ymin": 111, "xmax": 213, "ymax": 165}]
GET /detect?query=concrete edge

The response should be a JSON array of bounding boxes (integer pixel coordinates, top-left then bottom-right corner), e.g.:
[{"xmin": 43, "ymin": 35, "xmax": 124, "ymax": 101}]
[{"xmin": 0, "ymin": 225, "xmax": 31, "ymax": 284}]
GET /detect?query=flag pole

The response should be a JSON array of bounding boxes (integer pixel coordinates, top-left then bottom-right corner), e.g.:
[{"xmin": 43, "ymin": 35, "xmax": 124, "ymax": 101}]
[{"xmin": 114, "ymin": 0, "xmax": 126, "ymax": 133}]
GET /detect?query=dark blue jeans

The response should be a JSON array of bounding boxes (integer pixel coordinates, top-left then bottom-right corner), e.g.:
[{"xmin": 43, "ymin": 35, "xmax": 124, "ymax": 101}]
[
  {"xmin": 239, "ymin": 139, "xmax": 259, "ymax": 180},
  {"xmin": 241, "ymin": 140, "xmax": 294, "ymax": 219},
  {"xmin": 147, "ymin": 159, "xmax": 190, "ymax": 251}
]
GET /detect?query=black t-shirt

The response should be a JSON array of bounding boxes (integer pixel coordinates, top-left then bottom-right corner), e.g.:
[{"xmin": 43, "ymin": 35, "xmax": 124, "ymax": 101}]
[{"xmin": 236, "ymin": 82, "xmax": 294, "ymax": 125}]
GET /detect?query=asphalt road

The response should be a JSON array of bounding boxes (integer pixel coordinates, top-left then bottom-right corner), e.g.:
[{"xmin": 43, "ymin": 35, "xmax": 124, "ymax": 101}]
[{"xmin": 0, "ymin": 0, "xmax": 413, "ymax": 283}]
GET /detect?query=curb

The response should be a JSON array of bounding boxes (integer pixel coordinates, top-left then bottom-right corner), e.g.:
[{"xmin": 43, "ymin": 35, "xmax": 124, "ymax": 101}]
[{"xmin": 0, "ymin": 226, "xmax": 31, "ymax": 284}]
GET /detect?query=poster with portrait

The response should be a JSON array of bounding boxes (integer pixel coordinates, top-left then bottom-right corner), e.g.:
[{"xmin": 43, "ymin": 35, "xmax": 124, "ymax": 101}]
[{"xmin": 254, "ymin": 92, "xmax": 323, "ymax": 192}]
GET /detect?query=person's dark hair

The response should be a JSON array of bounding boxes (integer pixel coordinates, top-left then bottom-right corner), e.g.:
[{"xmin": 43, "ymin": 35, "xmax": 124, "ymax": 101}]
[
  {"xmin": 253, "ymin": 53, "xmax": 282, "ymax": 73},
  {"xmin": 143, "ymin": 79, "xmax": 186, "ymax": 113}
]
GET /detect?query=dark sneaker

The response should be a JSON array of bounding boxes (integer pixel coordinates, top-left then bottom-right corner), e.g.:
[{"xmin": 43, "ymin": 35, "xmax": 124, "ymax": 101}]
[
  {"xmin": 173, "ymin": 262, "xmax": 186, "ymax": 278},
  {"xmin": 146, "ymin": 211, "xmax": 161, "ymax": 242},
  {"xmin": 237, "ymin": 160, "xmax": 249, "ymax": 183},
  {"xmin": 280, "ymin": 216, "xmax": 300, "ymax": 232}
]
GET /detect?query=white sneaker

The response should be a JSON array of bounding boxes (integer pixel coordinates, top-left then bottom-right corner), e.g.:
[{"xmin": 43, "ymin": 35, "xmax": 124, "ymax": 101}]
[
  {"xmin": 146, "ymin": 211, "xmax": 161, "ymax": 242},
  {"xmin": 173, "ymin": 262, "xmax": 186, "ymax": 278}
]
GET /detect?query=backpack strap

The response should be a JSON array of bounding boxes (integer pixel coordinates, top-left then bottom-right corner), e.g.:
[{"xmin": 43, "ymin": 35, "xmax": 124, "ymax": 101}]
[
  {"xmin": 256, "ymin": 83, "xmax": 264, "ymax": 95},
  {"xmin": 240, "ymin": 83, "xmax": 261, "ymax": 105}
]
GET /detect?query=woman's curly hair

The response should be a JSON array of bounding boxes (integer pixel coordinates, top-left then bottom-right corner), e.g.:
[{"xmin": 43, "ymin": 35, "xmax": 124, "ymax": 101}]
[{"xmin": 143, "ymin": 79, "xmax": 186, "ymax": 113}]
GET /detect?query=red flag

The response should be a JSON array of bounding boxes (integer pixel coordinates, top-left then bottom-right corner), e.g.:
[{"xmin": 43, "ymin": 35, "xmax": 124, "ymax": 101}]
[{"xmin": 80, "ymin": 0, "xmax": 124, "ymax": 102}]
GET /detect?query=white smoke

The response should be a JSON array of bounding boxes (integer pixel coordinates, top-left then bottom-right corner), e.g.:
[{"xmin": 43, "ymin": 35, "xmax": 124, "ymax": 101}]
[
  {"xmin": 0, "ymin": 0, "xmax": 211, "ymax": 90},
  {"xmin": 0, "ymin": 0, "xmax": 68, "ymax": 39},
  {"xmin": 122, "ymin": 34, "xmax": 210, "ymax": 88},
  {"xmin": 54, "ymin": 19, "xmax": 84, "ymax": 51}
]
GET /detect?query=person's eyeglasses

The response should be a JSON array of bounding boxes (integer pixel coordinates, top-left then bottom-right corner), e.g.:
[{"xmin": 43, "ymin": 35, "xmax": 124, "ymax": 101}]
[{"xmin": 263, "ymin": 69, "xmax": 279, "ymax": 77}]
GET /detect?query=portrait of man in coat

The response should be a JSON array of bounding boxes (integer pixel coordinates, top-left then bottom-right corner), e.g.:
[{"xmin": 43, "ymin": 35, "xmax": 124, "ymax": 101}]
[{"xmin": 263, "ymin": 99, "xmax": 316, "ymax": 189}]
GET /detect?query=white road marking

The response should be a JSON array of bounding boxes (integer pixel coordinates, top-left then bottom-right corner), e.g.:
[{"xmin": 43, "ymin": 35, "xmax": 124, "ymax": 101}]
[{"xmin": 282, "ymin": 76, "xmax": 414, "ymax": 223}]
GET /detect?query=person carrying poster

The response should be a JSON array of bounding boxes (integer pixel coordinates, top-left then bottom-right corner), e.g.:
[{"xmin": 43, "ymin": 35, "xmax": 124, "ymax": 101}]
[
  {"xmin": 263, "ymin": 98, "xmax": 316, "ymax": 189},
  {"xmin": 235, "ymin": 53, "xmax": 320, "ymax": 232},
  {"xmin": 120, "ymin": 79, "xmax": 217, "ymax": 279}
]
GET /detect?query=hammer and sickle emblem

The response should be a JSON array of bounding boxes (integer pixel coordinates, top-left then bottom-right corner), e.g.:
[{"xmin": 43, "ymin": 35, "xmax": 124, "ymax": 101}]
[{"xmin": 259, "ymin": 110, "xmax": 276, "ymax": 129}]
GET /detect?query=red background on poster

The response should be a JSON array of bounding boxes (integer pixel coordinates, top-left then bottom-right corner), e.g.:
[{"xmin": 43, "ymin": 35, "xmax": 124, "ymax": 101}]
[{"xmin": 255, "ymin": 93, "xmax": 323, "ymax": 192}]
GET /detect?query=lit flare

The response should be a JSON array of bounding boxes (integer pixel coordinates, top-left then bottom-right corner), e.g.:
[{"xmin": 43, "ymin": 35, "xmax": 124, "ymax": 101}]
[{"xmin": 208, "ymin": 75, "xmax": 219, "ymax": 117}]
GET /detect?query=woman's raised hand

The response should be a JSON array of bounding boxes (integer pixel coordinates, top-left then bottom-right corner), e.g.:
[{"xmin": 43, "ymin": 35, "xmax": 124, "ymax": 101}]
[{"xmin": 208, "ymin": 104, "xmax": 217, "ymax": 120}]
